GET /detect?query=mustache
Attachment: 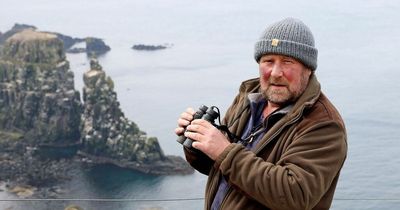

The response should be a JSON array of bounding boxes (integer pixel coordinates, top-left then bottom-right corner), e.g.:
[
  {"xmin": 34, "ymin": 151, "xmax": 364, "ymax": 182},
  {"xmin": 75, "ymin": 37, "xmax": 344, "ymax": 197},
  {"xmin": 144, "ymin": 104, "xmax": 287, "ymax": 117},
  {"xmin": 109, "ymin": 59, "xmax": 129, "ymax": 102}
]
[{"xmin": 267, "ymin": 78, "xmax": 288, "ymax": 86}]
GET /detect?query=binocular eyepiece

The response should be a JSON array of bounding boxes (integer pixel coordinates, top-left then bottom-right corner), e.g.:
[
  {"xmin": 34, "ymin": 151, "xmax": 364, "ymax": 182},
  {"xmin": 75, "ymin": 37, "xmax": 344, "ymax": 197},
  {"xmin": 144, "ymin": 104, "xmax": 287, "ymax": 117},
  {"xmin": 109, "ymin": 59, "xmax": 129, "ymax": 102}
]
[{"xmin": 177, "ymin": 105, "xmax": 220, "ymax": 149}]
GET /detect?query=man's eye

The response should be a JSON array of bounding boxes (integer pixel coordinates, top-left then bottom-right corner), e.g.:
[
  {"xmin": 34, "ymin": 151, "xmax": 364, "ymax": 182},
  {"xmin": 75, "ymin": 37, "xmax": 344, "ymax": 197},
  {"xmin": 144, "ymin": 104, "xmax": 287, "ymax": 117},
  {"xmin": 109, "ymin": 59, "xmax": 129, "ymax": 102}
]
[{"xmin": 263, "ymin": 59, "xmax": 273, "ymax": 63}]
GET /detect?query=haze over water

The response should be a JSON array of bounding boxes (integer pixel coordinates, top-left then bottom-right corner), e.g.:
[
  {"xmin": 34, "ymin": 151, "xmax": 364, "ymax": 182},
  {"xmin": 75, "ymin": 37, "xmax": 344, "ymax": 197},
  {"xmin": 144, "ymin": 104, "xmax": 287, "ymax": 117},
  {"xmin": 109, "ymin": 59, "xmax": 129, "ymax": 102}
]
[{"xmin": 1, "ymin": 0, "xmax": 400, "ymax": 209}]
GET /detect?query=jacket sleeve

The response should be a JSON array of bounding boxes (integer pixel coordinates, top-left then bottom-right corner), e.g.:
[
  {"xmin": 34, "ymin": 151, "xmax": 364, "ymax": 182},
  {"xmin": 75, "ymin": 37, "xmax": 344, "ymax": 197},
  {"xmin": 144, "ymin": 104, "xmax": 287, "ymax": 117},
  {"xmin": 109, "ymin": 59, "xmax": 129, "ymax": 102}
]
[
  {"xmin": 183, "ymin": 147, "xmax": 214, "ymax": 175},
  {"xmin": 215, "ymin": 120, "xmax": 347, "ymax": 210}
]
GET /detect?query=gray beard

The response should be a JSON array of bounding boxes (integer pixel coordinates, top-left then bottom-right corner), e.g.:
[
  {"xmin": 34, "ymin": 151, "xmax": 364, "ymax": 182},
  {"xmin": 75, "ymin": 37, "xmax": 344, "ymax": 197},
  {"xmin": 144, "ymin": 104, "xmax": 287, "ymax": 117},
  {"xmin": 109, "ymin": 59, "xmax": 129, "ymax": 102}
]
[
  {"xmin": 261, "ymin": 73, "xmax": 310, "ymax": 106},
  {"xmin": 261, "ymin": 87, "xmax": 296, "ymax": 106}
]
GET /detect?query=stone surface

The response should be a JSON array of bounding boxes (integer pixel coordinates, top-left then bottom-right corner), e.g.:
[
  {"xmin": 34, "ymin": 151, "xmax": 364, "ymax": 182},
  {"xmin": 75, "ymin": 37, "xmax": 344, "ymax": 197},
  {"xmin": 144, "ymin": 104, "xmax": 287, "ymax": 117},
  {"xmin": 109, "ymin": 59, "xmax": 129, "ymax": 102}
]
[
  {"xmin": 81, "ymin": 59, "xmax": 164, "ymax": 162},
  {"xmin": 64, "ymin": 204, "xmax": 85, "ymax": 210},
  {"xmin": 0, "ymin": 23, "xmax": 110, "ymax": 56},
  {"xmin": 85, "ymin": 37, "xmax": 111, "ymax": 56},
  {"xmin": 9, "ymin": 185, "xmax": 36, "ymax": 198},
  {"xmin": 0, "ymin": 29, "xmax": 82, "ymax": 146},
  {"xmin": 0, "ymin": 23, "xmax": 37, "ymax": 45},
  {"xmin": 80, "ymin": 59, "xmax": 193, "ymax": 174}
]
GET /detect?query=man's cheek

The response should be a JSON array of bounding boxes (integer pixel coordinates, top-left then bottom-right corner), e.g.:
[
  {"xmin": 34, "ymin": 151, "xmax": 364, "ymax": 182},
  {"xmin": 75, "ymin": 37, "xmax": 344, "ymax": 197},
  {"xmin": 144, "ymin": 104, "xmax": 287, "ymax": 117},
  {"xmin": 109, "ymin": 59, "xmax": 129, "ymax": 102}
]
[{"xmin": 259, "ymin": 69, "xmax": 271, "ymax": 81}]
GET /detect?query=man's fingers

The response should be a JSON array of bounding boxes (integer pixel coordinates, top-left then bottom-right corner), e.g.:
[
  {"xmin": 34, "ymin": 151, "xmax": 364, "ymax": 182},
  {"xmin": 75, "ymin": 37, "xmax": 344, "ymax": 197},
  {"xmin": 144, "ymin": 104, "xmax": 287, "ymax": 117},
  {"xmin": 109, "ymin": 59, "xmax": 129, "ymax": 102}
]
[
  {"xmin": 186, "ymin": 124, "xmax": 206, "ymax": 135},
  {"xmin": 177, "ymin": 118, "xmax": 191, "ymax": 127},
  {"xmin": 175, "ymin": 127, "xmax": 185, "ymax": 136},
  {"xmin": 190, "ymin": 119, "xmax": 213, "ymax": 128},
  {"xmin": 186, "ymin": 107, "xmax": 195, "ymax": 115},
  {"xmin": 176, "ymin": 107, "xmax": 203, "ymax": 137},
  {"xmin": 180, "ymin": 111, "xmax": 194, "ymax": 121},
  {"xmin": 192, "ymin": 141, "xmax": 202, "ymax": 150},
  {"xmin": 184, "ymin": 131, "xmax": 203, "ymax": 142}
]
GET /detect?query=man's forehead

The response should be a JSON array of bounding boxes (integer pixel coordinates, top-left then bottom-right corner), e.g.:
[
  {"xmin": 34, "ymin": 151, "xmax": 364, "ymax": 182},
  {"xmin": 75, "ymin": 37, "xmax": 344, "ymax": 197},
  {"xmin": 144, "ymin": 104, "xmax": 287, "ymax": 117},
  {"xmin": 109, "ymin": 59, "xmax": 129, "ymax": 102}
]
[
  {"xmin": 260, "ymin": 54, "xmax": 298, "ymax": 60},
  {"xmin": 259, "ymin": 54, "xmax": 310, "ymax": 71}
]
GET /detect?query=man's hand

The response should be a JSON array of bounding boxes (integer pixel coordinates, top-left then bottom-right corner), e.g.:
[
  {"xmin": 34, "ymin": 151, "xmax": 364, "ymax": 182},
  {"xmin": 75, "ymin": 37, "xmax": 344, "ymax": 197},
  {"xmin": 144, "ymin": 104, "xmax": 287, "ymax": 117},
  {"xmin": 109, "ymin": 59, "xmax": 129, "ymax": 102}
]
[
  {"xmin": 174, "ymin": 107, "xmax": 195, "ymax": 136},
  {"xmin": 185, "ymin": 119, "xmax": 231, "ymax": 160}
]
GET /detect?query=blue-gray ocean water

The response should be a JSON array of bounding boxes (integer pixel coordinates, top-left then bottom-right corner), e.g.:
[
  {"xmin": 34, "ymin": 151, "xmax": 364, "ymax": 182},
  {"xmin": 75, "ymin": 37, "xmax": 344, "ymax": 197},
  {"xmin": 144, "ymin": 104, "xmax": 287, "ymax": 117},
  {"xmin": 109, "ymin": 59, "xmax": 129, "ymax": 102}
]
[{"xmin": 1, "ymin": 0, "xmax": 400, "ymax": 209}]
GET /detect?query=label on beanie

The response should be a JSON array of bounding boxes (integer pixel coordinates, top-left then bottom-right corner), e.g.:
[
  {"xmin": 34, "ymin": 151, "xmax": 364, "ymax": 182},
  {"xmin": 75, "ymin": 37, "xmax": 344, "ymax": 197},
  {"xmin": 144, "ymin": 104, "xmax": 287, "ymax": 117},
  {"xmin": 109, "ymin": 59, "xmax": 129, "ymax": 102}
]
[{"xmin": 271, "ymin": 39, "xmax": 280, "ymax": 47}]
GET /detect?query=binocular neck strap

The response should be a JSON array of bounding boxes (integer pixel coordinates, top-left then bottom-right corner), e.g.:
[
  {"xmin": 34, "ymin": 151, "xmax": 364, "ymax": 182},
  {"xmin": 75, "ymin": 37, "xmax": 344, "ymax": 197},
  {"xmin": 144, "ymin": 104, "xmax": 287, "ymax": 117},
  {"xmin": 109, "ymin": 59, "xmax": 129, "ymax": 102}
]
[{"xmin": 216, "ymin": 125, "xmax": 242, "ymax": 143}]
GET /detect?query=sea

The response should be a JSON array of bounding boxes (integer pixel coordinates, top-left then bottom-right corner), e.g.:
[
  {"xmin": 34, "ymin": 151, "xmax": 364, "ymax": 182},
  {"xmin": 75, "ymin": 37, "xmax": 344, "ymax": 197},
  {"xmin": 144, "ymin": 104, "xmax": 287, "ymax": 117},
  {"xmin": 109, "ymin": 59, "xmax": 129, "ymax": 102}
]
[{"xmin": 1, "ymin": 0, "xmax": 400, "ymax": 209}]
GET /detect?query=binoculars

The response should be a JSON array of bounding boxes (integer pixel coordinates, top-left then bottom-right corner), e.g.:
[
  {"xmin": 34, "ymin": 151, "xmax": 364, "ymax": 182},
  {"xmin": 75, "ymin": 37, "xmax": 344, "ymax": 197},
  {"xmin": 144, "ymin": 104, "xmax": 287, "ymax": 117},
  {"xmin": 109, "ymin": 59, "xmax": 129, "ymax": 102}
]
[{"xmin": 177, "ymin": 105, "xmax": 219, "ymax": 149}]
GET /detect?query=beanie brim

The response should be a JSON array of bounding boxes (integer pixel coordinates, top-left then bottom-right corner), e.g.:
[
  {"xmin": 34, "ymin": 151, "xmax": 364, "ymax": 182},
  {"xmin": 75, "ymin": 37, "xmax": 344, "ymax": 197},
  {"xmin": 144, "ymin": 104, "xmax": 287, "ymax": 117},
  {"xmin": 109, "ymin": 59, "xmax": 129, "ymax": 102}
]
[{"xmin": 254, "ymin": 39, "xmax": 318, "ymax": 71}]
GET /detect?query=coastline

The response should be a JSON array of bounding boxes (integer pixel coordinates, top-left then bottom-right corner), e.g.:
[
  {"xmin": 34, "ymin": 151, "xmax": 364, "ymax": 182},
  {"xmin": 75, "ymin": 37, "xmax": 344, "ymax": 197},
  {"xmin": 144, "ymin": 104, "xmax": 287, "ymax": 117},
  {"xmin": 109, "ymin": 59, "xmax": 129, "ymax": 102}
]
[{"xmin": 76, "ymin": 151, "xmax": 194, "ymax": 175}]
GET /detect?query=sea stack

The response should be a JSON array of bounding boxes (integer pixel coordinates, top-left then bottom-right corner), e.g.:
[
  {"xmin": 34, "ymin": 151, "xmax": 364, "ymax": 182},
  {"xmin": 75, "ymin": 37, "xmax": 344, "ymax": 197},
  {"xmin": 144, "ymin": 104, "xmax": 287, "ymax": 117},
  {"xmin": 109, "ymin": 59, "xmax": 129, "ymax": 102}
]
[
  {"xmin": 80, "ymin": 58, "xmax": 165, "ymax": 162},
  {"xmin": 0, "ymin": 29, "xmax": 82, "ymax": 146}
]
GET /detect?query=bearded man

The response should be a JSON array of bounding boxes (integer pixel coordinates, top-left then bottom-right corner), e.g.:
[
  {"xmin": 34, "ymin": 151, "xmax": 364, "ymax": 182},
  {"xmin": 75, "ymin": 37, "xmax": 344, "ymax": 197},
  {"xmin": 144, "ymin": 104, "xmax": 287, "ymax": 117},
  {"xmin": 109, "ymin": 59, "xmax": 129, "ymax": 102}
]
[{"xmin": 175, "ymin": 17, "xmax": 347, "ymax": 210}]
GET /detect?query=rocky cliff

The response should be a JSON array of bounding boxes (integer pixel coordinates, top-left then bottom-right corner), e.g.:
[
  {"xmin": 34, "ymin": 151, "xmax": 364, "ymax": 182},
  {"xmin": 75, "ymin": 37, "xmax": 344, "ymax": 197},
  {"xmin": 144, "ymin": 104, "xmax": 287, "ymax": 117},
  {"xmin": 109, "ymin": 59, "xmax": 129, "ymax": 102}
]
[
  {"xmin": 81, "ymin": 59, "xmax": 164, "ymax": 162},
  {"xmin": 0, "ymin": 23, "xmax": 110, "ymax": 56},
  {"xmin": 0, "ymin": 29, "xmax": 193, "ymax": 185},
  {"xmin": 0, "ymin": 29, "xmax": 83, "ymax": 192},
  {"xmin": 0, "ymin": 29, "xmax": 82, "ymax": 146},
  {"xmin": 0, "ymin": 24, "xmax": 37, "ymax": 45},
  {"xmin": 80, "ymin": 59, "xmax": 192, "ymax": 174}
]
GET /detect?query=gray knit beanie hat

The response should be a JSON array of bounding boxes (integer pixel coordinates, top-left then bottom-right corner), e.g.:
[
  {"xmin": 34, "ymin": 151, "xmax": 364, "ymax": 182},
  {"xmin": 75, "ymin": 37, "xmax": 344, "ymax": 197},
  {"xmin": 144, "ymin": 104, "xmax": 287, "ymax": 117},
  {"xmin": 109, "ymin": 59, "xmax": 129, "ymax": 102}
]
[{"xmin": 254, "ymin": 17, "xmax": 318, "ymax": 70}]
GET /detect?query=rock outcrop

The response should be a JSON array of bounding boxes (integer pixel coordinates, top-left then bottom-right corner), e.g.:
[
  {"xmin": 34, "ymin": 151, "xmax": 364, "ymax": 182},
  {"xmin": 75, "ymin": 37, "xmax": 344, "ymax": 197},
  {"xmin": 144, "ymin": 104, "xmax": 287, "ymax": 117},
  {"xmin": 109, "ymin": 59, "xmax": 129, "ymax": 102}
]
[
  {"xmin": 0, "ymin": 24, "xmax": 37, "ymax": 45},
  {"xmin": 0, "ymin": 30, "xmax": 84, "ymax": 191},
  {"xmin": 51, "ymin": 32, "xmax": 85, "ymax": 51},
  {"xmin": 0, "ymin": 23, "xmax": 110, "ymax": 56},
  {"xmin": 66, "ymin": 37, "xmax": 111, "ymax": 56},
  {"xmin": 81, "ymin": 59, "xmax": 164, "ymax": 162},
  {"xmin": 131, "ymin": 44, "xmax": 172, "ymax": 51},
  {"xmin": 0, "ymin": 29, "xmax": 193, "ymax": 181},
  {"xmin": 0, "ymin": 29, "xmax": 82, "ymax": 146},
  {"xmin": 85, "ymin": 37, "xmax": 111, "ymax": 56},
  {"xmin": 80, "ymin": 59, "xmax": 193, "ymax": 174}
]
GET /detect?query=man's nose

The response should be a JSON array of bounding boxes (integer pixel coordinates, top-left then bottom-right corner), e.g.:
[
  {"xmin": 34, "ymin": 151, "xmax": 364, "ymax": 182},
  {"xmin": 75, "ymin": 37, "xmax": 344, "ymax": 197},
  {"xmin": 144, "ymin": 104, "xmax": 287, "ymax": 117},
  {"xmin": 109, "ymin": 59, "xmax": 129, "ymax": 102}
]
[{"xmin": 270, "ymin": 64, "xmax": 283, "ymax": 77}]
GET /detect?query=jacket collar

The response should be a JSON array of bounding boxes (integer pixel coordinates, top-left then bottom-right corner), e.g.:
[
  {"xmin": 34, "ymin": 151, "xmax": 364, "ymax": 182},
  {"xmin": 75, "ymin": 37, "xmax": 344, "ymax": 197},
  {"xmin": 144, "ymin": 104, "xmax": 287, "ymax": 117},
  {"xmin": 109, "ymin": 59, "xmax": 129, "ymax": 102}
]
[
  {"xmin": 288, "ymin": 74, "xmax": 321, "ymax": 119},
  {"xmin": 239, "ymin": 74, "xmax": 321, "ymax": 117}
]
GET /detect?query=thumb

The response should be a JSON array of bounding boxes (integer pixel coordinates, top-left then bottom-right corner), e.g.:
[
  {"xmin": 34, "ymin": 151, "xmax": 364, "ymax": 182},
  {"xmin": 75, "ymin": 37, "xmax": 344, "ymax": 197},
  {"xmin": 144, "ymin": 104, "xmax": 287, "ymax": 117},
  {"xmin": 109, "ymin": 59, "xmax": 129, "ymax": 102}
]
[{"xmin": 192, "ymin": 141, "xmax": 201, "ymax": 150}]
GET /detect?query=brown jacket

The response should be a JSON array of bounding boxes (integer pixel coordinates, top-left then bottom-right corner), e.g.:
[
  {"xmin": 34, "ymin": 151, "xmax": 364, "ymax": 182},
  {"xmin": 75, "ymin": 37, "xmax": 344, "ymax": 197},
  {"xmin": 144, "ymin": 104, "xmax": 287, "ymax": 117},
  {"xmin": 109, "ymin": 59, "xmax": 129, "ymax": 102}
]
[{"xmin": 184, "ymin": 75, "xmax": 347, "ymax": 210}]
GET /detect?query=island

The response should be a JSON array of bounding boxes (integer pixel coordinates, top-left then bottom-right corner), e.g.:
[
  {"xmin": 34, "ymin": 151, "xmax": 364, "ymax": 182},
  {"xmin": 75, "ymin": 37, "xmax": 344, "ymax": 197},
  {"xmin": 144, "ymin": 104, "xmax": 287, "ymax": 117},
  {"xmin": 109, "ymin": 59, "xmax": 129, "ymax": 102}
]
[{"xmin": 132, "ymin": 44, "xmax": 172, "ymax": 51}]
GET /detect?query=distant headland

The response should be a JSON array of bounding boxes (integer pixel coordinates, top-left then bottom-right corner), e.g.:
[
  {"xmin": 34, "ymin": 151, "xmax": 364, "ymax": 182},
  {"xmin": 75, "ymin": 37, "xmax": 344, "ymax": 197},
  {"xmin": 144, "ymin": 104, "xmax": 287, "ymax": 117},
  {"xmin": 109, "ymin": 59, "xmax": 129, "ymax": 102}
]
[{"xmin": 0, "ymin": 23, "xmax": 111, "ymax": 56}]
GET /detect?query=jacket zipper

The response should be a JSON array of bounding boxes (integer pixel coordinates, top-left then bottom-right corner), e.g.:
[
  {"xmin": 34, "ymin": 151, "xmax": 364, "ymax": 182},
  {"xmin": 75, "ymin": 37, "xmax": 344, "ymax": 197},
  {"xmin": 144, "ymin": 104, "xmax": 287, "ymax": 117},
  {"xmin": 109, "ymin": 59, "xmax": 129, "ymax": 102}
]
[
  {"xmin": 218, "ymin": 187, "xmax": 233, "ymax": 210},
  {"xmin": 207, "ymin": 169, "xmax": 219, "ymax": 210}
]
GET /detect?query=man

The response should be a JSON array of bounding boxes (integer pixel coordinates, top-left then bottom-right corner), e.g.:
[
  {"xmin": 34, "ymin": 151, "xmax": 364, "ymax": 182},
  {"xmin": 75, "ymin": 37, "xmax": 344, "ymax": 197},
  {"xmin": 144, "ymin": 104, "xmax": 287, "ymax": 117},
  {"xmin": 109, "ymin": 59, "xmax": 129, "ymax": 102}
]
[{"xmin": 175, "ymin": 17, "xmax": 347, "ymax": 210}]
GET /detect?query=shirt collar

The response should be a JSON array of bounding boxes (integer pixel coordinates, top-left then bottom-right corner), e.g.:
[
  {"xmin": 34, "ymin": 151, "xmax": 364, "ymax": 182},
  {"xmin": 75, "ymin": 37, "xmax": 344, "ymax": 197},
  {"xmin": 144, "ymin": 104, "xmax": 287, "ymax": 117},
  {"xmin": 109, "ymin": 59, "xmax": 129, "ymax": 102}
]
[{"xmin": 247, "ymin": 93, "xmax": 293, "ymax": 125}]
